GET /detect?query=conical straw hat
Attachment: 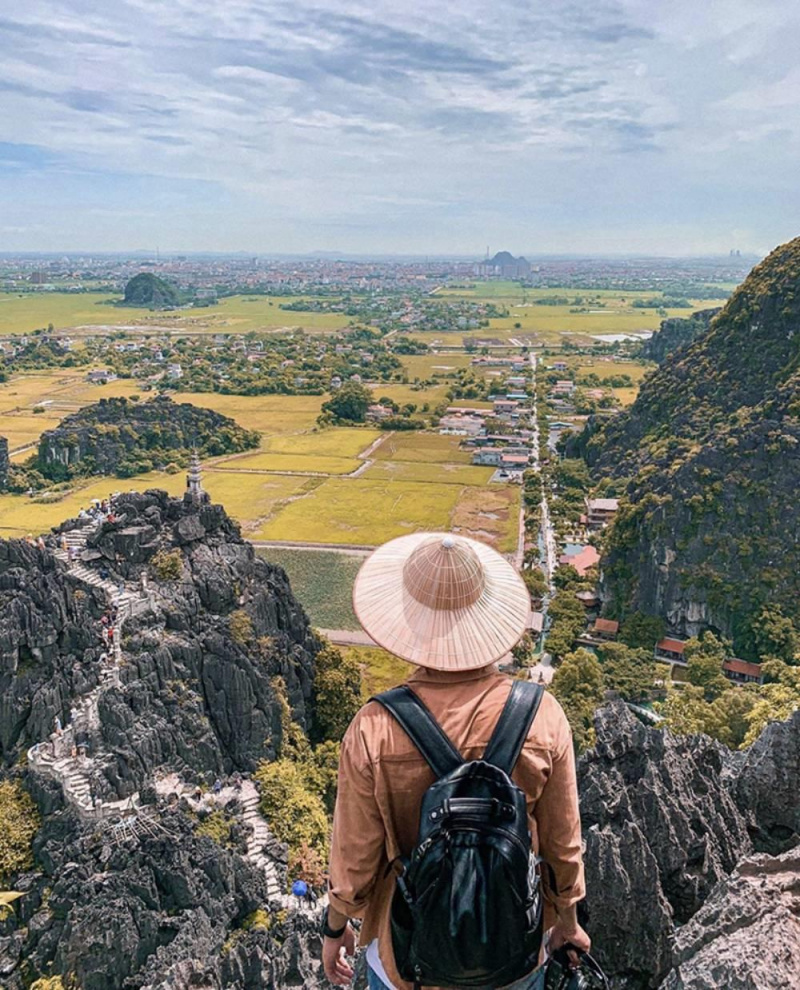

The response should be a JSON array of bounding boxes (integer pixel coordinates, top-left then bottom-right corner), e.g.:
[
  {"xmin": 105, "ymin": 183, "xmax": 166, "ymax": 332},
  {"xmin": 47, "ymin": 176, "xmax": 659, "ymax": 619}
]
[{"xmin": 352, "ymin": 532, "xmax": 531, "ymax": 670}]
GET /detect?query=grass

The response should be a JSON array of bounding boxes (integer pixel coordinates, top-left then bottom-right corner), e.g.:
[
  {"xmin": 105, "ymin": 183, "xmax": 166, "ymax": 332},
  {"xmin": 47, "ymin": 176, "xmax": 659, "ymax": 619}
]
[
  {"xmin": 263, "ymin": 427, "xmax": 381, "ymax": 458},
  {"xmin": 0, "ymin": 293, "xmax": 156, "ymax": 335},
  {"xmin": 209, "ymin": 452, "xmax": 359, "ymax": 474},
  {"xmin": 0, "ymin": 292, "xmax": 354, "ymax": 336},
  {"xmin": 365, "ymin": 460, "xmax": 495, "ymax": 485},
  {"xmin": 451, "ymin": 485, "xmax": 521, "ymax": 553},
  {"xmin": 255, "ymin": 477, "xmax": 463, "ymax": 544},
  {"xmin": 401, "ymin": 353, "xmax": 473, "ymax": 380},
  {"xmin": 257, "ymin": 548, "xmax": 362, "ymax": 629},
  {"xmin": 173, "ymin": 393, "xmax": 323, "ymax": 434},
  {"xmin": 373, "ymin": 432, "xmax": 473, "ymax": 464},
  {"xmin": 346, "ymin": 645, "xmax": 413, "ymax": 699}
]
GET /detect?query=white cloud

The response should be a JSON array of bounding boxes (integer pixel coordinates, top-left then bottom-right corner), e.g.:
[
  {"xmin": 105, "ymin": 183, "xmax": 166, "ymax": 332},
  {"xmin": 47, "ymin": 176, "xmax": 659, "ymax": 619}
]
[{"xmin": 0, "ymin": 0, "xmax": 798, "ymax": 252}]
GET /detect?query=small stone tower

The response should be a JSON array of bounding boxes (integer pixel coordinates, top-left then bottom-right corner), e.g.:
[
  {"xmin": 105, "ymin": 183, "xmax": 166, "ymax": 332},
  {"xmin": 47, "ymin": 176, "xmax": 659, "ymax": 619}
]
[{"xmin": 184, "ymin": 450, "xmax": 209, "ymax": 506}]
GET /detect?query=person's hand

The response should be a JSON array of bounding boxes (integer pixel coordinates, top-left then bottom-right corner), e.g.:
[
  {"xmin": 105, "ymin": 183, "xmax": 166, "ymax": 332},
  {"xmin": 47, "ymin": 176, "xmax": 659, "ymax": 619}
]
[
  {"xmin": 547, "ymin": 919, "xmax": 591, "ymax": 969},
  {"xmin": 322, "ymin": 922, "xmax": 356, "ymax": 985}
]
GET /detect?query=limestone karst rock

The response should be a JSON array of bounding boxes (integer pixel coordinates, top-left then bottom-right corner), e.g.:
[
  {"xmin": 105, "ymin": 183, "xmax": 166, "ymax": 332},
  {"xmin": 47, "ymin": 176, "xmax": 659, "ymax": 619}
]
[{"xmin": 0, "ymin": 495, "xmax": 798, "ymax": 988}]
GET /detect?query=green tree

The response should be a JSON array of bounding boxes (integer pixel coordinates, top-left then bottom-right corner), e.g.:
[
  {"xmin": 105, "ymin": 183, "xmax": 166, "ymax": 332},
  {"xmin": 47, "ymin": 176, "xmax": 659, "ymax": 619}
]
[
  {"xmin": 0, "ymin": 780, "xmax": 40, "ymax": 884},
  {"xmin": 659, "ymin": 685, "xmax": 710, "ymax": 736},
  {"xmin": 597, "ymin": 642, "xmax": 656, "ymax": 703},
  {"xmin": 742, "ymin": 683, "xmax": 800, "ymax": 747},
  {"xmin": 312, "ymin": 645, "xmax": 362, "ymax": 743},
  {"xmin": 619, "ymin": 612, "xmax": 666, "ymax": 650},
  {"xmin": 550, "ymin": 648, "xmax": 605, "ymax": 753},
  {"xmin": 254, "ymin": 759, "xmax": 330, "ymax": 861},
  {"xmin": 319, "ymin": 382, "xmax": 373, "ymax": 423},
  {"xmin": 685, "ymin": 633, "xmax": 730, "ymax": 701},
  {"xmin": 753, "ymin": 605, "xmax": 799, "ymax": 663},
  {"xmin": 522, "ymin": 568, "xmax": 548, "ymax": 600}
]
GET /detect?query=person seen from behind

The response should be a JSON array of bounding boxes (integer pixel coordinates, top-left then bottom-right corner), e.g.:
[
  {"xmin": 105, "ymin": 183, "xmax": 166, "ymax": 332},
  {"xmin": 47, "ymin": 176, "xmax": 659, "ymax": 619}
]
[{"xmin": 323, "ymin": 533, "xmax": 589, "ymax": 990}]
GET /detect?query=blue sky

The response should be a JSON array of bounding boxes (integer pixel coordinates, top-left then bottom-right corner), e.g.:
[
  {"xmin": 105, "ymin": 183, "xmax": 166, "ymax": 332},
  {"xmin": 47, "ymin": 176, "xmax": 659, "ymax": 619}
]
[{"xmin": 1, "ymin": 0, "xmax": 799, "ymax": 255}]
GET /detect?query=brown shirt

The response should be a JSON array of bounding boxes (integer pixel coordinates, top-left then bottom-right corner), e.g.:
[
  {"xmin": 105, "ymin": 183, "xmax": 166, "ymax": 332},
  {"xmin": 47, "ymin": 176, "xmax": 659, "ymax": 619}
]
[{"xmin": 328, "ymin": 665, "xmax": 585, "ymax": 990}]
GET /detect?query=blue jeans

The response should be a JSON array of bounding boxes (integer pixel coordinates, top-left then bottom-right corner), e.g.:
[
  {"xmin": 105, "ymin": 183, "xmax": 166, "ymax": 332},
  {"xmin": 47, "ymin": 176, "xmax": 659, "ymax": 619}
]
[{"xmin": 367, "ymin": 964, "xmax": 540, "ymax": 990}]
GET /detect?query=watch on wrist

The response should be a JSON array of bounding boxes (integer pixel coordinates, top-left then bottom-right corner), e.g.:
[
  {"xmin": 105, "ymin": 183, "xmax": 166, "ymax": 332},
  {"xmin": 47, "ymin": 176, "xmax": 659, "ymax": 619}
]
[{"xmin": 320, "ymin": 905, "xmax": 347, "ymax": 939}]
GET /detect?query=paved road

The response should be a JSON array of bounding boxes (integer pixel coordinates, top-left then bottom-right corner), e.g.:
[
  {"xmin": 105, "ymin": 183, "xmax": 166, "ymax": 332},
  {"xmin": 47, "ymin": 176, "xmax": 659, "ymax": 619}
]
[
  {"xmin": 318, "ymin": 627, "xmax": 377, "ymax": 646},
  {"xmin": 252, "ymin": 540, "xmax": 375, "ymax": 556}
]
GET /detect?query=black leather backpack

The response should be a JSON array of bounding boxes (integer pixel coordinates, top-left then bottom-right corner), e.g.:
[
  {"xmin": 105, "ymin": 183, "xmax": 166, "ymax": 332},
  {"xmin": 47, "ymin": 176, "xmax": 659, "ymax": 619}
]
[{"xmin": 373, "ymin": 680, "xmax": 545, "ymax": 989}]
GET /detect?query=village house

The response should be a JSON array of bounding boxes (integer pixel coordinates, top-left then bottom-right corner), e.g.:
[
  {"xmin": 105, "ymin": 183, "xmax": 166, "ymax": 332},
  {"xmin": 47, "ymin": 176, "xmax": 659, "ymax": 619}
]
[
  {"xmin": 559, "ymin": 545, "xmax": 599, "ymax": 576},
  {"xmin": 167, "ymin": 363, "xmax": 183, "ymax": 380},
  {"xmin": 493, "ymin": 399, "xmax": 520, "ymax": 418},
  {"xmin": 439, "ymin": 415, "xmax": 484, "ymax": 436},
  {"xmin": 592, "ymin": 618, "xmax": 619, "ymax": 640},
  {"xmin": 446, "ymin": 406, "xmax": 486, "ymax": 419},
  {"xmin": 587, "ymin": 497, "xmax": 619, "ymax": 529},
  {"xmin": 722, "ymin": 658, "xmax": 763, "ymax": 684},
  {"xmin": 654, "ymin": 638, "xmax": 687, "ymax": 664},
  {"xmin": 500, "ymin": 453, "xmax": 529, "ymax": 471},
  {"xmin": 86, "ymin": 369, "xmax": 117, "ymax": 384},
  {"xmin": 551, "ymin": 361, "xmax": 568, "ymax": 371},
  {"xmin": 472, "ymin": 447, "xmax": 504, "ymax": 466},
  {"xmin": 366, "ymin": 404, "xmax": 393, "ymax": 422}
]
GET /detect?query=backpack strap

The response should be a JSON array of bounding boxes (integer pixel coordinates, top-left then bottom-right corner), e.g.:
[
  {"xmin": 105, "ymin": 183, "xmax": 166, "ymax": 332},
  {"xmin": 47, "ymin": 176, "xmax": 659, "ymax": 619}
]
[
  {"xmin": 371, "ymin": 685, "xmax": 463, "ymax": 779},
  {"xmin": 483, "ymin": 681, "xmax": 544, "ymax": 776}
]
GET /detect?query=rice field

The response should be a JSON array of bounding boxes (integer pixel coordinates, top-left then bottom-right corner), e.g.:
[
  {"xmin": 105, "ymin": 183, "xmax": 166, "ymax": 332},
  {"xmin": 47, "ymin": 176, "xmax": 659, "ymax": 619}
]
[
  {"xmin": 364, "ymin": 460, "xmax": 495, "ymax": 486},
  {"xmin": 346, "ymin": 646, "xmax": 413, "ymax": 699},
  {"xmin": 257, "ymin": 548, "xmax": 362, "ymax": 629},
  {"xmin": 373, "ymin": 432, "xmax": 473, "ymax": 464},
  {"xmin": 0, "ymin": 292, "xmax": 354, "ymax": 336},
  {"xmin": 209, "ymin": 452, "xmax": 360, "ymax": 475}
]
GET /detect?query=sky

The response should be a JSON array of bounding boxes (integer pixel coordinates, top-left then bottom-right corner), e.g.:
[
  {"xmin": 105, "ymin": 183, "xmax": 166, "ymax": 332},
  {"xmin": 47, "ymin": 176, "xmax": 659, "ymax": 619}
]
[{"xmin": 1, "ymin": 0, "xmax": 800, "ymax": 256}]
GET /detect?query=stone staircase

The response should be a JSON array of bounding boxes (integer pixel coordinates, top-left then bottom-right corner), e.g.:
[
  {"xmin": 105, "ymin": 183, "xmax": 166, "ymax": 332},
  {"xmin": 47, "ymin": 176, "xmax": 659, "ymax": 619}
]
[
  {"xmin": 155, "ymin": 773, "xmax": 325, "ymax": 917},
  {"xmin": 28, "ymin": 519, "xmax": 151, "ymax": 817}
]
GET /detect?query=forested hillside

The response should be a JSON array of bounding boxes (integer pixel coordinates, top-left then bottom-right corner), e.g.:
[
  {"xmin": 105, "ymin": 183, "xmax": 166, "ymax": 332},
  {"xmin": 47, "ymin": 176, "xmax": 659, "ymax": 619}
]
[{"xmin": 586, "ymin": 236, "xmax": 800, "ymax": 659}]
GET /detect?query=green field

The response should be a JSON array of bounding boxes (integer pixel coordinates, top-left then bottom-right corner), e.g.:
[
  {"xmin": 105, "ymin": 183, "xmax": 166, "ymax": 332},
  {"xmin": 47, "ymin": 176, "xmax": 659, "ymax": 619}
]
[
  {"xmin": 346, "ymin": 645, "xmax": 413, "ymax": 699},
  {"xmin": 0, "ymin": 292, "xmax": 354, "ymax": 336},
  {"xmin": 263, "ymin": 427, "xmax": 381, "ymax": 458},
  {"xmin": 373, "ymin": 432, "xmax": 473, "ymax": 464},
  {"xmin": 210, "ymin": 452, "xmax": 360, "ymax": 475},
  {"xmin": 0, "ymin": 469, "xmax": 318, "ymax": 538},
  {"xmin": 365, "ymin": 460, "xmax": 495, "ymax": 485},
  {"xmin": 254, "ymin": 477, "xmax": 462, "ymax": 544},
  {"xmin": 258, "ymin": 548, "xmax": 362, "ymax": 629}
]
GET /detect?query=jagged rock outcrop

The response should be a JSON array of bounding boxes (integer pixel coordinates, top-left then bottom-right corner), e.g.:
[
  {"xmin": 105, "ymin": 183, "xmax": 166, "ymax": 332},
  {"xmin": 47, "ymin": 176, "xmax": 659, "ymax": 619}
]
[
  {"xmin": 1, "ymin": 806, "xmax": 326, "ymax": 990},
  {"xmin": 660, "ymin": 849, "xmax": 800, "ymax": 989},
  {"xmin": 584, "ymin": 237, "xmax": 800, "ymax": 656},
  {"xmin": 579, "ymin": 704, "xmax": 800, "ymax": 989},
  {"xmin": 37, "ymin": 395, "xmax": 259, "ymax": 481}
]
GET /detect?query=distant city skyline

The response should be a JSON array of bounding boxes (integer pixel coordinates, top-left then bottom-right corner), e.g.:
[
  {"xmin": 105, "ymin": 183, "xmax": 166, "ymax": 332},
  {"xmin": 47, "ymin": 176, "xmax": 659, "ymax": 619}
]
[{"xmin": 1, "ymin": 1, "xmax": 799, "ymax": 256}]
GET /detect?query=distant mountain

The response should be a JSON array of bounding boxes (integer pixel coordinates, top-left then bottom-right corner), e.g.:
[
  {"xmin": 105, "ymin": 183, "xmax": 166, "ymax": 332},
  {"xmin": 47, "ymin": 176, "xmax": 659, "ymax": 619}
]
[
  {"xmin": 586, "ymin": 236, "xmax": 800, "ymax": 658},
  {"xmin": 122, "ymin": 271, "xmax": 181, "ymax": 308}
]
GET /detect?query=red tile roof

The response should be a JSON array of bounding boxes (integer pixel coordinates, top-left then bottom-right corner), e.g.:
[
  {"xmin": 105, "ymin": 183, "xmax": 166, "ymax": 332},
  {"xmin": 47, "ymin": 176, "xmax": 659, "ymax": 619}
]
[
  {"xmin": 656, "ymin": 638, "xmax": 686, "ymax": 654},
  {"xmin": 559, "ymin": 545, "xmax": 599, "ymax": 576},
  {"xmin": 723, "ymin": 658, "xmax": 762, "ymax": 679},
  {"xmin": 593, "ymin": 618, "xmax": 619, "ymax": 634}
]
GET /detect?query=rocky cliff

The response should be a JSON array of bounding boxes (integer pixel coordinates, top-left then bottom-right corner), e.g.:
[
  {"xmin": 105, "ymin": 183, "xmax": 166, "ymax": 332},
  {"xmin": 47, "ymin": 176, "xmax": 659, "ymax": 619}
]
[
  {"xmin": 1, "ymin": 492, "xmax": 797, "ymax": 988},
  {"xmin": 37, "ymin": 396, "xmax": 259, "ymax": 482},
  {"xmin": 1, "ymin": 490, "xmax": 328, "ymax": 988},
  {"xmin": 580, "ymin": 704, "xmax": 800, "ymax": 989},
  {"xmin": 640, "ymin": 308, "xmax": 719, "ymax": 364},
  {"xmin": 584, "ymin": 236, "xmax": 800, "ymax": 656}
]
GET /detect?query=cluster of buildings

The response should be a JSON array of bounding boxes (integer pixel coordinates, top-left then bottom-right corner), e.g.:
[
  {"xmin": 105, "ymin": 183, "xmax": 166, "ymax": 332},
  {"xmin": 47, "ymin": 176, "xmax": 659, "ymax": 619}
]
[{"xmin": 437, "ymin": 370, "xmax": 534, "ymax": 481}]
